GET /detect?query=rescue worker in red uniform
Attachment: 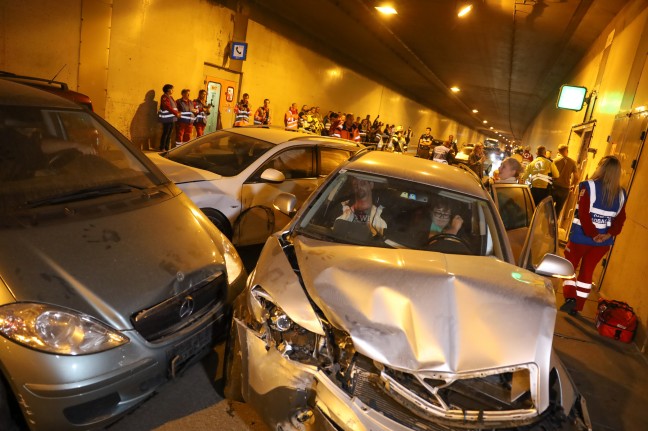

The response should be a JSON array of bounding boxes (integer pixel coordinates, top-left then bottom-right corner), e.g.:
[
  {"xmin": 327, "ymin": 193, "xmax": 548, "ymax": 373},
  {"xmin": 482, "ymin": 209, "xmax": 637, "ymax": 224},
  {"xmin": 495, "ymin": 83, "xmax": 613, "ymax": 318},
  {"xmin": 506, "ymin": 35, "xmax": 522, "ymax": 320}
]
[
  {"xmin": 338, "ymin": 113, "xmax": 361, "ymax": 142},
  {"xmin": 175, "ymin": 89, "xmax": 197, "ymax": 146},
  {"xmin": 234, "ymin": 93, "xmax": 251, "ymax": 127},
  {"xmin": 158, "ymin": 84, "xmax": 180, "ymax": 151},
  {"xmin": 560, "ymin": 156, "xmax": 627, "ymax": 315},
  {"xmin": 254, "ymin": 99, "xmax": 271, "ymax": 125},
  {"xmin": 284, "ymin": 102, "xmax": 299, "ymax": 130},
  {"xmin": 193, "ymin": 89, "xmax": 211, "ymax": 137}
]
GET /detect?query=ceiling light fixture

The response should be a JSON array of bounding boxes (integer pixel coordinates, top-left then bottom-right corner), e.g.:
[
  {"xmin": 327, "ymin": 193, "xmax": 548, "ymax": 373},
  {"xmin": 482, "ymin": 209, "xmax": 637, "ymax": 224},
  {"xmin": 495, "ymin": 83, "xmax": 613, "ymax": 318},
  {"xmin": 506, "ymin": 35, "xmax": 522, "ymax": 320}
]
[
  {"xmin": 489, "ymin": 126, "xmax": 493, "ymax": 129},
  {"xmin": 472, "ymin": 109, "xmax": 478, "ymax": 113},
  {"xmin": 458, "ymin": 4, "xmax": 473, "ymax": 18},
  {"xmin": 450, "ymin": 86, "xmax": 461, "ymax": 92},
  {"xmin": 375, "ymin": 5, "xmax": 398, "ymax": 15},
  {"xmin": 482, "ymin": 120, "xmax": 488, "ymax": 124}
]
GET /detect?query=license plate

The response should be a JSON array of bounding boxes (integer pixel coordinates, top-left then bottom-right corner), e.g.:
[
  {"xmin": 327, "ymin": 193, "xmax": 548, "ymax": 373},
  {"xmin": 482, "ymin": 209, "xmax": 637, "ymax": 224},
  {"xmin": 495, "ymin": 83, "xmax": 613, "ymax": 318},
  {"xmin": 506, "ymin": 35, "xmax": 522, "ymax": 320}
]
[{"xmin": 167, "ymin": 323, "xmax": 214, "ymax": 378}]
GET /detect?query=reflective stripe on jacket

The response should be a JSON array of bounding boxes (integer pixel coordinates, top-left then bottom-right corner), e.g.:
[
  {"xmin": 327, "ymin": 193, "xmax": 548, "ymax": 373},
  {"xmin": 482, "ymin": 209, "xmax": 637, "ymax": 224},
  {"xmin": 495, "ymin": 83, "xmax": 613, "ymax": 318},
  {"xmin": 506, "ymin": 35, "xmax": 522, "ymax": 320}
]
[{"xmin": 570, "ymin": 180, "xmax": 626, "ymax": 246}]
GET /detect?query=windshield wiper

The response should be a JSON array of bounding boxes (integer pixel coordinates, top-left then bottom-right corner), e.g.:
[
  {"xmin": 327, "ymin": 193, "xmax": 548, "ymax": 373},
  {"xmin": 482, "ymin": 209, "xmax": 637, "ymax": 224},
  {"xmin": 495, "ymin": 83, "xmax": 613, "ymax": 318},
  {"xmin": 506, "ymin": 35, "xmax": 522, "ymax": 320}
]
[{"xmin": 22, "ymin": 184, "xmax": 145, "ymax": 208}]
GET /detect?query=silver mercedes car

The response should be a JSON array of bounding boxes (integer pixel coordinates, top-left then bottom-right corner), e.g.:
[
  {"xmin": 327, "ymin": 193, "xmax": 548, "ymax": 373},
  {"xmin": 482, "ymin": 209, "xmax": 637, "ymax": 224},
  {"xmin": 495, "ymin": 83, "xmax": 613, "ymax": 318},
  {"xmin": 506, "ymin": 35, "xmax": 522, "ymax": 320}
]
[
  {"xmin": 225, "ymin": 151, "xmax": 591, "ymax": 430},
  {"xmin": 0, "ymin": 79, "xmax": 246, "ymax": 430}
]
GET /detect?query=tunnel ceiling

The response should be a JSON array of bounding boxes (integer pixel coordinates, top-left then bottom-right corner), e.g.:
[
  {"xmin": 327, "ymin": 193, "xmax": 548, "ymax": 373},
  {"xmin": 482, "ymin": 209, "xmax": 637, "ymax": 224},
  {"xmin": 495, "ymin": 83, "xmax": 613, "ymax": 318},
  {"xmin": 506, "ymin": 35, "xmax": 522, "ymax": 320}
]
[{"xmin": 235, "ymin": 0, "xmax": 628, "ymax": 143}]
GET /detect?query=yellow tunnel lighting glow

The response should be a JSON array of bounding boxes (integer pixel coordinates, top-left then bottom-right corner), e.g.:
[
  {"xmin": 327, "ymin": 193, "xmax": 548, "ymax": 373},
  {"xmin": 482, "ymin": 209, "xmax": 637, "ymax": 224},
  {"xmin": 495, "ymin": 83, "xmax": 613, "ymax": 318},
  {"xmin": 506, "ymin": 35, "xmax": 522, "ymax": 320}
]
[
  {"xmin": 450, "ymin": 86, "xmax": 460, "ymax": 93},
  {"xmin": 489, "ymin": 126, "xmax": 493, "ymax": 129},
  {"xmin": 458, "ymin": 4, "xmax": 473, "ymax": 17},
  {"xmin": 472, "ymin": 109, "xmax": 478, "ymax": 113},
  {"xmin": 482, "ymin": 120, "xmax": 488, "ymax": 124},
  {"xmin": 375, "ymin": 5, "xmax": 398, "ymax": 15}
]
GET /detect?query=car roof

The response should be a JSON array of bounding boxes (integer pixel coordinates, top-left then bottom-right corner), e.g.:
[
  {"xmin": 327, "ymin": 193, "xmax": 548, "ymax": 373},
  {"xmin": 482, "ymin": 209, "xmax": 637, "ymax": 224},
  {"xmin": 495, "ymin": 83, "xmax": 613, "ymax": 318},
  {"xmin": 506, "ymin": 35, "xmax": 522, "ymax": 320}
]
[
  {"xmin": 0, "ymin": 79, "xmax": 82, "ymax": 109},
  {"xmin": 227, "ymin": 126, "xmax": 364, "ymax": 150},
  {"xmin": 344, "ymin": 151, "xmax": 488, "ymax": 198}
]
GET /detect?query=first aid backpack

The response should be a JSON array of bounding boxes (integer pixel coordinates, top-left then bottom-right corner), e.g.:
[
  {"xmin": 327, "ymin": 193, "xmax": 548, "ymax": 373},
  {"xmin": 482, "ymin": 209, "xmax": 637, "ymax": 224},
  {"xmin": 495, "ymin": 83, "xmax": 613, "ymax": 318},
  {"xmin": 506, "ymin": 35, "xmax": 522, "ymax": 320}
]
[{"xmin": 595, "ymin": 299, "xmax": 637, "ymax": 343}]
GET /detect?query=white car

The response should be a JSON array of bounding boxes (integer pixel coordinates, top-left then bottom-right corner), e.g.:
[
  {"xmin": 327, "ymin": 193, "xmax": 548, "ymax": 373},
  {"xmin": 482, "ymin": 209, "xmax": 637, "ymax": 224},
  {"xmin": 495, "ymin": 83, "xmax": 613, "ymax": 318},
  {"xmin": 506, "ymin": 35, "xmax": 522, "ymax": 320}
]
[{"xmin": 147, "ymin": 127, "xmax": 364, "ymax": 246}]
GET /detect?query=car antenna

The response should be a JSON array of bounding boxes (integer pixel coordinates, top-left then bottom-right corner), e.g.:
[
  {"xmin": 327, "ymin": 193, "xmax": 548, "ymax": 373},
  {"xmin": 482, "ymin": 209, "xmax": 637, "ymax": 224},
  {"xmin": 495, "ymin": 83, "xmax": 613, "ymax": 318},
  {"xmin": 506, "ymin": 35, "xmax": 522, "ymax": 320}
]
[{"xmin": 48, "ymin": 64, "xmax": 67, "ymax": 84}]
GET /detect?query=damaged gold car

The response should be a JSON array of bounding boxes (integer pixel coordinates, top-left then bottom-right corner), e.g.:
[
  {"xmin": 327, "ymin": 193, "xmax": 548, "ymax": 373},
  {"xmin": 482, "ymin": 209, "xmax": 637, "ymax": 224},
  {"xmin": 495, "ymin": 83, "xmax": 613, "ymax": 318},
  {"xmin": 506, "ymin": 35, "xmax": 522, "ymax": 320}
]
[{"xmin": 225, "ymin": 151, "xmax": 591, "ymax": 431}]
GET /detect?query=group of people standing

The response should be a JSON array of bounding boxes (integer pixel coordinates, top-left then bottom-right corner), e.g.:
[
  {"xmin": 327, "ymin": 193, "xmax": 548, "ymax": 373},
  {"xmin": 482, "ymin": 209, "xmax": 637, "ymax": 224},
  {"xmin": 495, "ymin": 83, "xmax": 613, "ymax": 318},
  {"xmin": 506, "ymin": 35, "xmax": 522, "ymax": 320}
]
[{"xmin": 158, "ymin": 84, "xmax": 212, "ymax": 151}]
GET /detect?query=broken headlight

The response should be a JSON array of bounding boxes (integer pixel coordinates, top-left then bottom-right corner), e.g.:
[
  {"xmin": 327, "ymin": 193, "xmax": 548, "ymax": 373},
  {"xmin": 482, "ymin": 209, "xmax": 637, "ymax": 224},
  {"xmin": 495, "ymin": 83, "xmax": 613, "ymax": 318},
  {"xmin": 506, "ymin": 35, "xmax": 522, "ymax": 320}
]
[{"xmin": 247, "ymin": 285, "xmax": 327, "ymax": 366}]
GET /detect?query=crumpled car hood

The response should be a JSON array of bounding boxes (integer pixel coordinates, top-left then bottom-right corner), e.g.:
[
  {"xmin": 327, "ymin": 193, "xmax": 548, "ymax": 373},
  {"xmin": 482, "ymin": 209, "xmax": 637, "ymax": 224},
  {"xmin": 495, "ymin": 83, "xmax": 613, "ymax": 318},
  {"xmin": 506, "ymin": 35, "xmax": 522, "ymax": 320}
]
[
  {"xmin": 293, "ymin": 235, "xmax": 556, "ymax": 373},
  {"xmin": 147, "ymin": 152, "xmax": 222, "ymax": 184}
]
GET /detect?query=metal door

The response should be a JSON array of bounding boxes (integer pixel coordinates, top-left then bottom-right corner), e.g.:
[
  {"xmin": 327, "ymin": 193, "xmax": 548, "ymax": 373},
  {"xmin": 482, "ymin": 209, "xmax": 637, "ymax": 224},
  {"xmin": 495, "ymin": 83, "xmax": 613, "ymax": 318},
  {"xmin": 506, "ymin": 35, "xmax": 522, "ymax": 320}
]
[
  {"xmin": 557, "ymin": 121, "xmax": 596, "ymax": 242},
  {"xmin": 205, "ymin": 81, "xmax": 221, "ymax": 134}
]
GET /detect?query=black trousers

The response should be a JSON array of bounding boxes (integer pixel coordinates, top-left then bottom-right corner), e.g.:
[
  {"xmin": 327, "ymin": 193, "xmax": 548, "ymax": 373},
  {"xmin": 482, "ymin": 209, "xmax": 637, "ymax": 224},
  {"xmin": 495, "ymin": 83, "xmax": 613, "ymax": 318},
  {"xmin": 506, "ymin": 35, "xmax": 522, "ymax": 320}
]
[
  {"xmin": 552, "ymin": 185, "xmax": 570, "ymax": 218},
  {"xmin": 160, "ymin": 122, "xmax": 175, "ymax": 151},
  {"xmin": 531, "ymin": 186, "xmax": 551, "ymax": 206}
]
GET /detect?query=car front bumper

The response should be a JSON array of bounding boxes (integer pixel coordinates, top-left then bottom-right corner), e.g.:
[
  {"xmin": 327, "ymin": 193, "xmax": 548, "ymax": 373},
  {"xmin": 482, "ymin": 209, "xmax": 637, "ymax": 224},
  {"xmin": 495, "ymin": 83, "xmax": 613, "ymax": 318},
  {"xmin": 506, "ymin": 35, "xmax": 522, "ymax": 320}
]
[
  {"xmin": 235, "ymin": 318, "xmax": 591, "ymax": 431},
  {"xmin": 0, "ymin": 305, "xmax": 228, "ymax": 431}
]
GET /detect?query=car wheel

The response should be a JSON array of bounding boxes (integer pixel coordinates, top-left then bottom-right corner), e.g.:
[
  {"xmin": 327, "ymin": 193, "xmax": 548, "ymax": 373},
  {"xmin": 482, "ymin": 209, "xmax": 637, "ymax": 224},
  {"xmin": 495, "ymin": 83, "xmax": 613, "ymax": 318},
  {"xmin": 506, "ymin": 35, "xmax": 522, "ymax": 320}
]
[
  {"xmin": 223, "ymin": 319, "xmax": 244, "ymax": 402},
  {"xmin": 0, "ymin": 377, "xmax": 22, "ymax": 431},
  {"xmin": 201, "ymin": 208, "xmax": 233, "ymax": 240}
]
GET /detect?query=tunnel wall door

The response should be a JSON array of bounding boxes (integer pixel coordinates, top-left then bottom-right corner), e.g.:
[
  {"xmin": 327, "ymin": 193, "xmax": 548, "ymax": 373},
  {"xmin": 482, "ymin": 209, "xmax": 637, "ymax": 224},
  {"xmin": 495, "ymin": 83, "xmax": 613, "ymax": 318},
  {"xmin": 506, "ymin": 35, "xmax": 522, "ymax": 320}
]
[{"xmin": 557, "ymin": 121, "xmax": 596, "ymax": 242}]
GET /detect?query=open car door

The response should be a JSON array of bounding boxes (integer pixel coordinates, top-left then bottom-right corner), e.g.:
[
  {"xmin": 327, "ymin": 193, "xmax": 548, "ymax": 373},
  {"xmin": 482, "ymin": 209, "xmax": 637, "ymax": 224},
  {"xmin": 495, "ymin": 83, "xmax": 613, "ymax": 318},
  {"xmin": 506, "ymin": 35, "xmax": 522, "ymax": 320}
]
[{"xmin": 518, "ymin": 196, "xmax": 573, "ymax": 278}]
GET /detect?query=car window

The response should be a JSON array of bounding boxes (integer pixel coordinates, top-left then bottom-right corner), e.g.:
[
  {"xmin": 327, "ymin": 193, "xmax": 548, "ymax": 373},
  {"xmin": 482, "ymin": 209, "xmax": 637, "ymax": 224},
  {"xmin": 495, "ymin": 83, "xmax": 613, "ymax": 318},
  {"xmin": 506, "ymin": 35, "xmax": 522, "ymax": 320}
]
[
  {"xmin": 319, "ymin": 147, "xmax": 352, "ymax": 176},
  {"xmin": 0, "ymin": 106, "xmax": 160, "ymax": 215},
  {"xmin": 165, "ymin": 131, "xmax": 274, "ymax": 177},
  {"xmin": 521, "ymin": 197, "xmax": 558, "ymax": 270},
  {"xmin": 255, "ymin": 147, "xmax": 315, "ymax": 180},
  {"xmin": 494, "ymin": 186, "xmax": 534, "ymax": 230},
  {"xmin": 295, "ymin": 170, "xmax": 505, "ymax": 258}
]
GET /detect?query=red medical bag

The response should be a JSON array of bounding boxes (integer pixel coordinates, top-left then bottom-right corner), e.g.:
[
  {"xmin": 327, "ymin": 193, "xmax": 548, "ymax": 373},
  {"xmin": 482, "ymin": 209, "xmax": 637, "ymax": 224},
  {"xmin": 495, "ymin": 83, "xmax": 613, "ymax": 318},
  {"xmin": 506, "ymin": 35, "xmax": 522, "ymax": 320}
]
[{"xmin": 595, "ymin": 299, "xmax": 637, "ymax": 343}]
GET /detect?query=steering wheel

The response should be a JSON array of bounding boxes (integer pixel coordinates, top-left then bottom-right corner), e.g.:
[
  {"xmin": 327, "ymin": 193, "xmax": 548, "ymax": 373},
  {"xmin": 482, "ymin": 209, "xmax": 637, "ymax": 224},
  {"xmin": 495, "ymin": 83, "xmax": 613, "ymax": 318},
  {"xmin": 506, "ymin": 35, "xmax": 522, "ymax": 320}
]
[
  {"xmin": 426, "ymin": 232, "xmax": 472, "ymax": 253},
  {"xmin": 48, "ymin": 148, "xmax": 82, "ymax": 170}
]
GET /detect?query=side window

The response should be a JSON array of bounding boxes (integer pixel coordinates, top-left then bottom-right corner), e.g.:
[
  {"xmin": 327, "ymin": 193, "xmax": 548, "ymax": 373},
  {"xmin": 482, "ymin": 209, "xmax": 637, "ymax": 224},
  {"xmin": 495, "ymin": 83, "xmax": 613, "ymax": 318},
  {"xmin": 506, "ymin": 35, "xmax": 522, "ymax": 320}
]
[
  {"xmin": 257, "ymin": 147, "xmax": 315, "ymax": 180},
  {"xmin": 319, "ymin": 148, "xmax": 351, "ymax": 176},
  {"xmin": 495, "ymin": 186, "xmax": 531, "ymax": 230}
]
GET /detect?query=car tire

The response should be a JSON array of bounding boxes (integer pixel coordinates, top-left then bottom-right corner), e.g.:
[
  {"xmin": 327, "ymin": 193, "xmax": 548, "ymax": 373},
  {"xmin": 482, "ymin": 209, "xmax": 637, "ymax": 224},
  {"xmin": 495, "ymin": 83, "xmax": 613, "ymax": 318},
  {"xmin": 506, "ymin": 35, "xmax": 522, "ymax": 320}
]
[
  {"xmin": 223, "ymin": 319, "xmax": 244, "ymax": 402},
  {"xmin": 0, "ymin": 377, "xmax": 22, "ymax": 431},
  {"xmin": 201, "ymin": 208, "xmax": 233, "ymax": 240}
]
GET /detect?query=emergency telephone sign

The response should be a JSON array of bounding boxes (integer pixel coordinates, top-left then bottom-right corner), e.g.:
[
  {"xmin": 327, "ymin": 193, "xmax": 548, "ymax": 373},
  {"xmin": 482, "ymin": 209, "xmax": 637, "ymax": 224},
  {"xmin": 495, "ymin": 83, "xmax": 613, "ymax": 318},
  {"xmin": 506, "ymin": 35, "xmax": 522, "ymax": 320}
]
[{"xmin": 231, "ymin": 42, "xmax": 248, "ymax": 60}]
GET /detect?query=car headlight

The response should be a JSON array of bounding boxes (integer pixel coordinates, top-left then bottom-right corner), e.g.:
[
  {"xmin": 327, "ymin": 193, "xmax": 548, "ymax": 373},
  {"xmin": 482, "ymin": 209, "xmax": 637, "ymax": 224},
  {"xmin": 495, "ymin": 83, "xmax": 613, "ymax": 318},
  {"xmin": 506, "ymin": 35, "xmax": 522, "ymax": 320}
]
[
  {"xmin": 217, "ymin": 231, "xmax": 244, "ymax": 283},
  {"xmin": 0, "ymin": 303, "xmax": 129, "ymax": 355},
  {"xmin": 247, "ymin": 286, "xmax": 327, "ymax": 365}
]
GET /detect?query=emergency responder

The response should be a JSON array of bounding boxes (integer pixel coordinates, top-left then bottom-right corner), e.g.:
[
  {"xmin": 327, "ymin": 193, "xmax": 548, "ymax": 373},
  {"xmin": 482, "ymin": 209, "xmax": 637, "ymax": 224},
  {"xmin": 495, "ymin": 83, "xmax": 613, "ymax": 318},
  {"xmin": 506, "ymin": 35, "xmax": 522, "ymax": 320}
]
[
  {"xmin": 175, "ymin": 89, "xmax": 197, "ymax": 146},
  {"xmin": 338, "ymin": 113, "xmax": 361, "ymax": 142},
  {"xmin": 284, "ymin": 102, "xmax": 299, "ymax": 130},
  {"xmin": 254, "ymin": 99, "xmax": 271, "ymax": 125},
  {"xmin": 560, "ymin": 156, "xmax": 627, "ymax": 316},
  {"xmin": 158, "ymin": 84, "xmax": 180, "ymax": 151},
  {"xmin": 193, "ymin": 89, "xmax": 211, "ymax": 137},
  {"xmin": 234, "ymin": 93, "xmax": 251, "ymax": 126},
  {"xmin": 521, "ymin": 146, "xmax": 560, "ymax": 205}
]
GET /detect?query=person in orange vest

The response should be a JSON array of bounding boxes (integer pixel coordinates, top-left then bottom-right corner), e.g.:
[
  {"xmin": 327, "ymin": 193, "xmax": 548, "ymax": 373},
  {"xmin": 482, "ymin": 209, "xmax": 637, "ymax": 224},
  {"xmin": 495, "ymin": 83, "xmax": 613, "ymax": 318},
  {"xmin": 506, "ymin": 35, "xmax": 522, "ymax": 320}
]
[
  {"xmin": 338, "ymin": 112, "xmax": 361, "ymax": 142},
  {"xmin": 284, "ymin": 102, "xmax": 299, "ymax": 130},
  {"xmin": 175, "ymin": 89, "xmax": 197, "ymax": 146},
  {"xmin": 193, "ymin": 89, "xmax": 211, "ymax": 137},
  {"xmin": 233, "ymin": 93, "xmax": 251, "ymax": 126},
  {"xmin": 254, "ymin": 98, "xmax": 271, "ymax": 125}
]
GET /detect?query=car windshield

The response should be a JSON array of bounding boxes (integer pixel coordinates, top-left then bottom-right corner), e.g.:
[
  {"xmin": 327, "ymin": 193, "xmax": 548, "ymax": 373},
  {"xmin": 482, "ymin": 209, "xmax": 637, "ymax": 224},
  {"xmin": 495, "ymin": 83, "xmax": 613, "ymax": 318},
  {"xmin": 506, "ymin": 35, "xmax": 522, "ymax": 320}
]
[
  {"xmin": 295, "ymin": 170, "xmax": 506, "ymax": 257},
  {"xmin": 0, "ymin": 106, "xmax": 161, "ymax": 215},
  {"xmin": 165, "ymin": 130, "xmax": 275, "ymax": 176}
]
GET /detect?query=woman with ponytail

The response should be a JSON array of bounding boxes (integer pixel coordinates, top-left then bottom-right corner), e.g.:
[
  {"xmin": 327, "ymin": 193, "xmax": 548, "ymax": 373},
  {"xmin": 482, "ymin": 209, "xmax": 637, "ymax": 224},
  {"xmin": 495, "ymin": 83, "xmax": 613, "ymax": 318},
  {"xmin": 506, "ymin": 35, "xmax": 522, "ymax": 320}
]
[{"xmin": 560, "ymin": 155, "xmax": 627, "ymax": 315}]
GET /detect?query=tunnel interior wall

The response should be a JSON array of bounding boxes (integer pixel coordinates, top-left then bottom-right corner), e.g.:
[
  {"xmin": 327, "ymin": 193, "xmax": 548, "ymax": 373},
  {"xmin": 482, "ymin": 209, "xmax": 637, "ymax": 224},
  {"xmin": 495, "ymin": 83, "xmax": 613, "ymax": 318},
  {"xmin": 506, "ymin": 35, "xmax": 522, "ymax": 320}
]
[{"xmin": 523, "ymin": 0, "xmax": 648, "ymax": 351}]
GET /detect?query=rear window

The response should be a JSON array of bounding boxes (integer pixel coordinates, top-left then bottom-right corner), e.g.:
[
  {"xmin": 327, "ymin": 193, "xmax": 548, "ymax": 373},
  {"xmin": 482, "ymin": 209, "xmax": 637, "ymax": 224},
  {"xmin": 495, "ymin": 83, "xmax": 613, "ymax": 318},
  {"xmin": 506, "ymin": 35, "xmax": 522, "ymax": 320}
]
[{"xmin": 165, "ymin": 131, "xmax": 274, "ymax": 177}]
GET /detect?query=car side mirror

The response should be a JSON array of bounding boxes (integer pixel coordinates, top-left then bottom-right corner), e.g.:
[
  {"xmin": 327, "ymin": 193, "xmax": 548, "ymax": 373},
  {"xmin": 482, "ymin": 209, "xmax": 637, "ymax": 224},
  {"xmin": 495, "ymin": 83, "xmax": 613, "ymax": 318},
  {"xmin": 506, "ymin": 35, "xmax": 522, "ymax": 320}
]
[
  {"xmin": 260, "ymin": 168, "xmax": 285, "ymax": 183},
  {"xmin": 534, "ymin": 253, "xmax": 575, "ymax": 279},
  {"xmin": 273, "ymin": 193, "xmax": 298, "ymax": 217}
]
